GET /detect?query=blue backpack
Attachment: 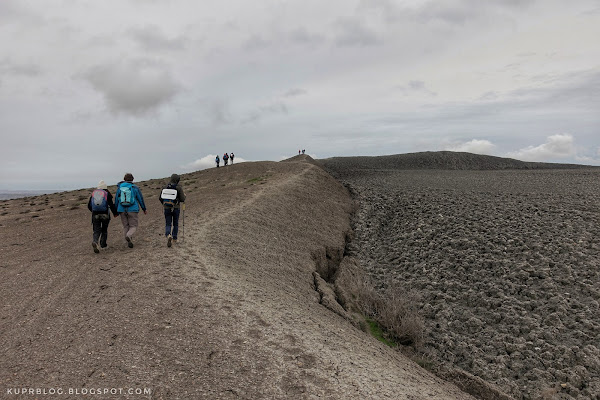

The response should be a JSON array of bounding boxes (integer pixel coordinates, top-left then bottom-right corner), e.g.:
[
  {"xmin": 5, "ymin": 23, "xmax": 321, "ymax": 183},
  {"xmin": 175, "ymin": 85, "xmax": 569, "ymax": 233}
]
[
  {"xmin": 91, "ymin": 189, "xmax": 108, "ymax": 212},
  {"xmin": 119, "ymin": 183, "xmax": 134, "ymax": 207}
]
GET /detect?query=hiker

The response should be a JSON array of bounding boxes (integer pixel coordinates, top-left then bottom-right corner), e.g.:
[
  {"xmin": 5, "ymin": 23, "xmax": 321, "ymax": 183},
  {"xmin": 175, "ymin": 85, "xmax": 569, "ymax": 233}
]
[
  {"xmin": 302, "ymin": 149, "xmax": 305, "ymax": 154},
  {"xmin": 115, "ymin": 173, "xmax": 147, "ymax": 248},
  {"xmin": 160, "ymin": 174, "xmax": 186, "ymax": 247},
  {"xmin": 223, "ymin": 152, "xmax": 229, "ymax": 166},
  {"xmin": 87, "ymin": 180, "xmax": 118, "ymax": 253},
  {"xmin": 230, "ymin": 152, "xmax": 234, "ymax": 164},
  {"xmin": 216, "ymin": 155, "xmax": 220, "ymax": 168},
  {"xmin": 298, "ymin": 149, "xmax": 301, "ymax": 155}
]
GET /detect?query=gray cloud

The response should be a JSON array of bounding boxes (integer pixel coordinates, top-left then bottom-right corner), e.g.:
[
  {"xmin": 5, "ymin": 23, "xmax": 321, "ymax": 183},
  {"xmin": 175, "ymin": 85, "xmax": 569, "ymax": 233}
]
[
  {"xmin": 242, "ymin": 35, "xmax": 271, "ymax": 51},
  {"xmin": 204, "ymin": 99, "xmax": 233, "ymax": 126},
  {"xmin": 82, "ymin": 59, "xmax": 181, "ymax": 116},
  {"xmin": 394, "ymin": 80, "xmax": 437, "ymax": 97},
  {"xmin": 288, "ymin": 28, "xmax": 325, "ymax": 46},
  {"xmin": 0, "ymin": 59, "xmax": 42, "ymax": 76},
  {"xmin": 360, "ymin": 0, "xmax": 536, "ymax": 26},
  {"xmin": 581, "ymin": 6, "xmax": 600, "ymax": 15},
  {"xmin": 128, "ymin": 24, "xmax": 187, "ymax": 51},
  {"xmin": 0, "ymin": 1, "xmax": 21, "ymax": 22},
  {"xmin": 479, "ymin": 91, "xmax": 499, "ymax": 101},
  {"xmin": 334, "ymin": 18, "xmax": 379, "ymax": 47},
  {"xmin": 242, "ymin": 102, "xmax": 288, "ymax": 124},
  {"xmin": 283, "ymin": 88, "xmax": 307, "ymax": 97},
  {"xmin": 507, "ymin": 69, "xmax": 600, "ymax": 107},
  {"xmin": 1, "ymin": 0, "xmax": 598, "ymax": 189}
]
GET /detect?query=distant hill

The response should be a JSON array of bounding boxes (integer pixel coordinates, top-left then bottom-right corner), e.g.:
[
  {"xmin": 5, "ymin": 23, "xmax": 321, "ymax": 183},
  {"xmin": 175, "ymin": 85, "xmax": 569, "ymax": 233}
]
[
  {"xmin": 0, "ymin": 190, "xmax": 59, "ymax": 201},
  {"xmin": 319, "ymin": 151, "xmax": 593, "ymax": 171}
]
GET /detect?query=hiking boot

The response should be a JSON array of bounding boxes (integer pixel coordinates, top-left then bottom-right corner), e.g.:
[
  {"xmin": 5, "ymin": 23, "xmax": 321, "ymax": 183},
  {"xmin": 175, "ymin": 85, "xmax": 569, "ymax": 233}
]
[
  {"xmin": 92, "ymin": 242, "xmax": 99, "ymax": 254},
  {"xmin": 126, "ymin": 236, "xmax": 133, "ymax": 248},
  {"xmin": 167, "ymin": 235, "xmax": 172, "ymax": 248}
]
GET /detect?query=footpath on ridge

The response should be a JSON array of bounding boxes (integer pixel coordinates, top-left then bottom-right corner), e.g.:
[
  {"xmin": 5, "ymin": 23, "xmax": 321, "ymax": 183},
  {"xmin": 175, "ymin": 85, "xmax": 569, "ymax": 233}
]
[{"xmin": 0, "ymin": 157, "xmax": 475, "ymax": 399}]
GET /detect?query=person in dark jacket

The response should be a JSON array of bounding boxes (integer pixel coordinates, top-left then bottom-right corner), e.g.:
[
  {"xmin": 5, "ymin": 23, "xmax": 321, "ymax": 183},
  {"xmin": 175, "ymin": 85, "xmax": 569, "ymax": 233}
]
[
  {"xmin": 115, "ymin": 173, "xmax": 147, "ymax": 248},
  {"xmin": 87, "ymin": 180, "xmax": 118, "ymax": 253},
  {"xmin": 160, "ymin": 173, "xmax": 186, "ymax": 247}
]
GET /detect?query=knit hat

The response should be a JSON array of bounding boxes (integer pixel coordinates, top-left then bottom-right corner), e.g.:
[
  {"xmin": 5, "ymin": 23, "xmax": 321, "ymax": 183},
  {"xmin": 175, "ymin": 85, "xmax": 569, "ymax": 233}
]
[
  {"xmin": 97, "ymin": 180, "xmax": 107, "ymax": 190},
  {"xmin": 170, "ymin": 173, "xmax": 180, "ymax": 184}
]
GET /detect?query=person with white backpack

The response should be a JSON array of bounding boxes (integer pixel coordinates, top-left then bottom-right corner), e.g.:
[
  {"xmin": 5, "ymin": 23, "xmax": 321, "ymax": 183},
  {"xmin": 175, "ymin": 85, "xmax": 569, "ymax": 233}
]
[
  {"xmin": 87, "ymin": 180, "xmax": 118, "ymax": 253},
  {"xmin": 115, "ymin": 173, "xmax": 147, "ymax": 248},
  {"xmin": 160, "ymin": 174, "xmax": 186, "ymax": 247}
]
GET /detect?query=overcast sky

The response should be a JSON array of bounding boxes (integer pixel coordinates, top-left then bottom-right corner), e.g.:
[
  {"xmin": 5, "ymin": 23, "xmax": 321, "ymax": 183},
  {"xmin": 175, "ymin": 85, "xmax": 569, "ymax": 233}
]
[{"xmin": 1, "ymin": 0, "xmax": 599, "ymax": 190}]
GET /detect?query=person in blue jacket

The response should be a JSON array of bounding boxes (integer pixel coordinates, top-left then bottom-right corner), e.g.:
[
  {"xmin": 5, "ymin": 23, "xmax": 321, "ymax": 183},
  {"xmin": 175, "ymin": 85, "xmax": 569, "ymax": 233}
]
[{"xmin": 115, "ymin": 172, "xmax": 147, "ymax": 248}]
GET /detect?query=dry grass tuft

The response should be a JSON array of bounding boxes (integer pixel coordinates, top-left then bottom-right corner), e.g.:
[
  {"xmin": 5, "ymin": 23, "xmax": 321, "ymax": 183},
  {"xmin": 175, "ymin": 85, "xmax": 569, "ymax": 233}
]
[{"xmin": 337, "ymin": 259, "xmax": 424, "ymax": 348}]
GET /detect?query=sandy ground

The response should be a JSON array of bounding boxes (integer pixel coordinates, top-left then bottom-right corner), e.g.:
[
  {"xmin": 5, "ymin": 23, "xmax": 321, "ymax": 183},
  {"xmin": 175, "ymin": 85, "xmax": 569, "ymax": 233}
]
[
  {"xmin": 321, "ymin": 154, "xmax": 600, "ymax": 400},
  {"xmin": 0, "ymin": 157, "xmax": 475, "ymax": 399}
]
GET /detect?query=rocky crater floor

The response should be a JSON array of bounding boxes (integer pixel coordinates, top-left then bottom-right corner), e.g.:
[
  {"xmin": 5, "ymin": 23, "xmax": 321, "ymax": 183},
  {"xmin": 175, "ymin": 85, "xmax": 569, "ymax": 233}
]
[{"xmin": 322, "ymin": 156, "xmax": 600, "ymax": 400}]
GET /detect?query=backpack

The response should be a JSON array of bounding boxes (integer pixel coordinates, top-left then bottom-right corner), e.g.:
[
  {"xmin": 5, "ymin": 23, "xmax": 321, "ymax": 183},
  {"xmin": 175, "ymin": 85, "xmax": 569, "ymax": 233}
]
[
  {"xmin": 224, "ymin": 153, "xmax": 229, "ymax": 160},
  {"xmin": 160, "ymin": 183, "xmax": 178, "ymax": 208},
  {"xmin": 91, "ymin": 189, "xmax": 108, "ymax": 212},
  {"xmin": 119, "ymin": 183, "xmax": 135, "ymax": 207}
]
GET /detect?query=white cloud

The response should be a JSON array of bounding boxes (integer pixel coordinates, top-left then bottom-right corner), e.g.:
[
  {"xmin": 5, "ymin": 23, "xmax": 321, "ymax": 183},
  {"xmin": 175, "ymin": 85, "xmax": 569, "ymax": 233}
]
[
  {"xmin": 445, "ymin": 139, "xmax": 495, "ymax": 155},
  {"xmin": 182, "ymin": 154, "xmax": 246, "ymax": 171},
  {"xmin": 507, "ymin": 134, "xmax": 576, "ymax": 161}
]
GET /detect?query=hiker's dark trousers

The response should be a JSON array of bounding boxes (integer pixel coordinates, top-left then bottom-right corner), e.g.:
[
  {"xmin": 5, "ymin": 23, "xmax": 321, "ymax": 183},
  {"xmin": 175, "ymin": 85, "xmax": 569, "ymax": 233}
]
[
  {"xmin": 92, "ymin": 214, "xmax": 110, "ymax": 248},
  {"xmin": 164, "ymin": 207, "xmax": 181, "ymax": 239}
]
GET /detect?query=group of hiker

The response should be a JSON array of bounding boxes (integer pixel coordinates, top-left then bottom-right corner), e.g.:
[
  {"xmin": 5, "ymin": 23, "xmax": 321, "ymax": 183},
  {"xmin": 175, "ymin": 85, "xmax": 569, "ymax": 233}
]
[
  {"xmin": 87, "ymin": 172, "xmax": 185, "ymax": 253},
  {"xmin": 216, "ymin": 152, "xmax": 234, "ymax": 167}
]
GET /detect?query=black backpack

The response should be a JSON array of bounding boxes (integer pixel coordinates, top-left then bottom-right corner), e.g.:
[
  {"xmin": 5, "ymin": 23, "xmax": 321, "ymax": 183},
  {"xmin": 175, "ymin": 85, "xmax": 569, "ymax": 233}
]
[{"xmin": 160, "ymin": 183, "xmax": 178, "ymax": 207}]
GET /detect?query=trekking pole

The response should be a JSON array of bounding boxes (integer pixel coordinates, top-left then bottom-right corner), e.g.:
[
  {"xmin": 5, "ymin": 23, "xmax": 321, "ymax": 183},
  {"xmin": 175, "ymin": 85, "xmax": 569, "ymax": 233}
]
[{"xmin": 181, "ymin": 203, "xmax": 185, "ymax": 243}]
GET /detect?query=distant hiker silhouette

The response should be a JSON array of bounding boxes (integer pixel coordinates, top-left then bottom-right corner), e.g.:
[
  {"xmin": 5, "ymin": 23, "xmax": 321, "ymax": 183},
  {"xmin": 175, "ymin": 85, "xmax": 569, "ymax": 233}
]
[
  {"xmin": 230, "ymin": 153, "xmax": 234, "ymax": 164},
  {"xmin": 160, "ymin": 174, "xmax": 186, "ymax": 247},
  {"xmin": 216, "ymin": 155, "xmax": 220, "ymax": 168},
  {"xmin": 302, "ymin": 149, "xmax": 305, "ymax": 154},
  {"xmin": 115, "ymin": 173, "xmax": 147, "ymax": 248},
  {"xmin": 87, "ymin": 180, "xmax": 118, "ymax": 253},
  {"xmin": 223, "ymin": 152, "xmax": 229, "ymax": 166}
]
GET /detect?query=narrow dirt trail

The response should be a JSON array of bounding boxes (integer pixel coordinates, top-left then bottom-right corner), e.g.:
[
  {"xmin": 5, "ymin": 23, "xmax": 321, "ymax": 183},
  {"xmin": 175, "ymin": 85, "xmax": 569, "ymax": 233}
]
[{"xmin": 0, "ymin": 158, "xmax": 475, "ymax": 399}]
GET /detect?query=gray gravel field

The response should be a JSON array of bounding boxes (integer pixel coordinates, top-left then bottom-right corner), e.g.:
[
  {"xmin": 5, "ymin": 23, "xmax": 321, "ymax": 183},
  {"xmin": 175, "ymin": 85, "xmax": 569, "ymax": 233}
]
[{"xmin": 322, "ymin": 154, "xmax": 600, "ymax": 400}]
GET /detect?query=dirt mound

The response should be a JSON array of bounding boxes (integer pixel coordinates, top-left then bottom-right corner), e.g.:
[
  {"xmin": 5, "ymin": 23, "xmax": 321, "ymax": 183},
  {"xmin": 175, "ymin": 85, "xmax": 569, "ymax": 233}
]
[
  {"xmin": 0, "ymin": 160, "xmax": 475, "ymax": 399},
  {"xmin": 321, "ymin": 159, "xmax": 600, "ymax": 399},
  {"xmin": 281, "ymin": 154, "xmax": 320, "ymax": 165},
  {"xmin": 321, "ymin": 151, "xmax": 592, "ymax": 172}
]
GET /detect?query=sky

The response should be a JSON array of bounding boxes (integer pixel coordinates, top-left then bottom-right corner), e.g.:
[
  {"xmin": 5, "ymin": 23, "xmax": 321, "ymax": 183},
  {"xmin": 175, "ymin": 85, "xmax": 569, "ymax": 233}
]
[{"xmin": 1, "ymin": 0, "xmax": 599, "ymax": 190}]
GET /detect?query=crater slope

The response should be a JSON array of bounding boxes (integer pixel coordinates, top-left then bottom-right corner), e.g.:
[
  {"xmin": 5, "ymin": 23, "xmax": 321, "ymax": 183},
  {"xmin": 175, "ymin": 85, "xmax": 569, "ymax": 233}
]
[{"xmin": 321, "ymin": 152, "xmax": 600, "ymax": 399}]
